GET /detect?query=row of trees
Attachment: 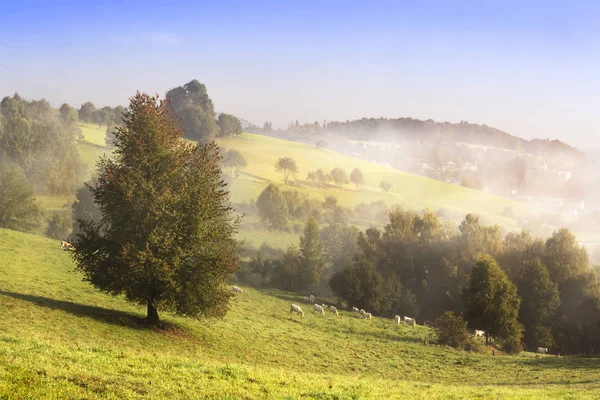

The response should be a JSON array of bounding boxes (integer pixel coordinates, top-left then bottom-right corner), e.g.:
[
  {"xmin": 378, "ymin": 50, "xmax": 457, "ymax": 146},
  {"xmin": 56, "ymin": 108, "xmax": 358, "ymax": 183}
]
[{"xmin": 245, "ymin": 205, "xmax": 600, "ymax": 355}]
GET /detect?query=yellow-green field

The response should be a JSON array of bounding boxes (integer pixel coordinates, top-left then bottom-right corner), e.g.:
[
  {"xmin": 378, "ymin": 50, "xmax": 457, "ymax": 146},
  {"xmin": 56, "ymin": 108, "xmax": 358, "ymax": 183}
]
[{"xmin": 1, "ymin": 228, "xmax": 599, "ymax": 399}]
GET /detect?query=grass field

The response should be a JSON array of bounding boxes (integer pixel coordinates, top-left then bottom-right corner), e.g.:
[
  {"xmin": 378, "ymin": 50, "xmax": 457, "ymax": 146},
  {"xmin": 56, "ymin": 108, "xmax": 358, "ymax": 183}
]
[{"xmin": 1, "ymin": 227, "xmax": 600, "ymax": 399}]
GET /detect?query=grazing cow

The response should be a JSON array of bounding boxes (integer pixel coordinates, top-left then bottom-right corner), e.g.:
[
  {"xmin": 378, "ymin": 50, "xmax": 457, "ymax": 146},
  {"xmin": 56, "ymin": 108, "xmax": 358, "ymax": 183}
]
[
  {"xmin": 290, "ymin": 303, "xmax": 304, "ymax": 317},
  {"xmin": 394, "ymin": 315, "xmax": 401, "ymax": 326},
  {"xmin": 403, "ymin": 316, "xmax": 416, "ymax": 326},
  {"xmin": 321, "ymin": 303, "xmax": 328, "ymax": 309},
  {"xmin": 352, "ymin": 307, "xmax": 360, "ymax": 313},
  {"xmin": 60, "ymin": 240, "xmax": 73, "ymax": 250},
  {"xmin": 231, "ymin": 286, "xmax": 243, "ymax": 293},
  {"xmin": 313, "ymin": 304, "xmax": 325, "ymax": 315},
  {"xmin": 303, "ymin": 296, "xmax": 309, "ymax": 303},
  {"xmin": 536, "ymin": 347, "xmax": 548, "ymax": 354},
  {"xmin": 359, "ymin": 309, "xmax": 366, "ymax": 316},
  {"xmin": 474, "ymin": 330, "xmax": 485, "ymax": 338},
  {"xmin": 328, "ymin": 306, "xmax": 338, "ymax": 316},
  {"xmin": 362, "ymin": 312, "xmax": 372, "ymax": 319},
  {"xmin": 309, "ymin": 295, "xmax": 315, "ymax": 304}
]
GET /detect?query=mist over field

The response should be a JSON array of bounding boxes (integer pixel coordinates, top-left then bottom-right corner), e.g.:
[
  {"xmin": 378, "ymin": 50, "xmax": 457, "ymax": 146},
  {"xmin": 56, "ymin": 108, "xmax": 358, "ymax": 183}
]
[{"xmin": 2, "ymin": 1, "xmax": 600, "ymax": 399}]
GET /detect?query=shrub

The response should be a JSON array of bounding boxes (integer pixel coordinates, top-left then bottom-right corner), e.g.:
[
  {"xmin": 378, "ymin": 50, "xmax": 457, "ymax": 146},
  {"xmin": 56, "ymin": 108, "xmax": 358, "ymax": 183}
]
[{"xmin": 434, "ymin": 311, "xmax": 471, "ymax": 349}]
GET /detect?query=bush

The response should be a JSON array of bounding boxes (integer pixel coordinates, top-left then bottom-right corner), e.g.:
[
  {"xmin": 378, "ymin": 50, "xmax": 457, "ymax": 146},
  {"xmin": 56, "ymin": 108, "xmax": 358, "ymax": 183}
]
[
  {"xmin": 46, "ymin": 212, "xmax": 71, "ymax": 240},
  {"xmin": 434, "ymin": 311, "xmax": 471, "ymax": 349}
]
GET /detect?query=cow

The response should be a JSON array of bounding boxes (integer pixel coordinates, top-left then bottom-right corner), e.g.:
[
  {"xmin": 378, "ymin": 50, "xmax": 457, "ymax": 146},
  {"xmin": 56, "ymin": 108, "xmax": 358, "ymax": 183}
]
[
  {"xmin": 474, "ymin": 330, "xmax": 485, "ymax": 337},
  {"xmin": 363, "ymin": 312, "xmax": 372, "ymax": 319},
  {"xmin": 328, "ymin": 306, "xmax": 338, "ymax": 316},
  {"xmin": 352, "ymin": 307, "xmax": 360, "ymax": 313},
  {"xmin": 394, "ymin": 315, "xmax": 401, "ymax": 326},
  {"xmin": 231, "ymin": 286, "xmax": 243, "ymax": 293},
  {"xmin": 359, "ymin": 309, "xmax": 366, "ymax": 316},
  {"xmin": 60, "ymin": 240, "xmax": 74, "ymax": 251},
  {"xmin": 313, "ymin": 304, "xmax": 325, "ymax": 315},
  {"xmin": 309, "ymin": 295, "xmax": 315, "ymax": 303},
  {"xmin": 403, "ymin": 316, "xmax": 416, "ymax": 326},
  {"xmin": 536, "ymin": 347, "xmax": 548, "ymax": 354},
  {"xmin": 321, "ymin": 303, "xmax": 328, "ymax": 309},
  {"xmin": 290, "ymin": 304, "xmax": 304, "ymax": 317},
  {"xmin": 303, "ymin": 296, "xmax": 310, "ymax": 303}
]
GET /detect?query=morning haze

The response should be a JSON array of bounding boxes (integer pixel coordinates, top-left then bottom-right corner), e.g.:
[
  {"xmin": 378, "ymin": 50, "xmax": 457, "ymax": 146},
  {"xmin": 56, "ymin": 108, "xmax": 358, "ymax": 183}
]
[{"xmin": 2, "ymin": 1, "xmax": 600, "ymax": 399}]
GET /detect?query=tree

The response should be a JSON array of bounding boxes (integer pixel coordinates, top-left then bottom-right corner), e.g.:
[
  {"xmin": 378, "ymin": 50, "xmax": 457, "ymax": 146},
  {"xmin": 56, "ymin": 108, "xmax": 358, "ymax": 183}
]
[
  {"xmin": 0, "ymin": 166, "xmax": 40, "ymax": 232},
  {"xmin": 166, "ymin": 80, "xmax": 219, "ymax": 142},
  {"xmin": 222, "ymin": 149, "xmax": 247, "ymax": 177},
  {"xmin": 330, "ymin": 167, "xmax": 347, "ymax": 187},
  {"xmin": 380, "ymin": 180, "xmax": 393, "ymax": 193},
  {"xmin": 71, "ymin": 181, "xmax": 102, "ymax": 237},
  {"xmin": 274, "ymin": 157, "xmax": 298, "ymax": 184},
  {"xmin": 256, "ymin": 183, "xmax": 289, "ymax": 230},
  {"xmin": 46, "ymin": 212, "xmax": 71, "ymax": 240},
  {"xmin": 350, "ymin": 168, "xmax": 365, "ymax": 191},
  {"xmin": 434, "ymin": 311, "xmax": 471, "ymax": 349},
  {"xmin": 462, "ymin": 254, "xmax": 523, "ymax": 352},
  {"xmin": 78, "ymin": 101, "xmax": 97, "ymax": 123},
  {"xmin": 315, "ymin": 169, "xmax": 329, "ymax": 185},
  {"xmin": 59, "ymin": 103, "xmax": 77, "ymax": 126},
  {"xmin": 97, "ymin": 106, "xmax": 114, "ymax": 127},
  {"xmin": 316, "ymin": 140, "xmax": 327, "ymax": 149},
  {"xmin": 299, "ymin": 217, "xmax": 326, "ymax": 290},
  {"xmin": 72, "ymin": 92, "xmax": 240, "ymax": 325},
  {"xmin": 217, "ymin": 113, "xmax": 243, "ymax": 138}
]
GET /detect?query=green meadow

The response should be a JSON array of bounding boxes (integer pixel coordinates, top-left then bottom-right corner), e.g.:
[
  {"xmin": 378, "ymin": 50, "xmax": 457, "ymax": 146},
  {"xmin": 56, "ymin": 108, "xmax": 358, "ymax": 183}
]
[{"xmin": 1, "ymin": 228, "xmax": 599, "ymax": 399}]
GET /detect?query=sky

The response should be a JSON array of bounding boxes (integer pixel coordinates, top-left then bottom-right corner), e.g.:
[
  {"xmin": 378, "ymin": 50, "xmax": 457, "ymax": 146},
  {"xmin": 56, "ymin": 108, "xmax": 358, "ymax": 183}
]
[{"xmin": 1, "ymin": 0, "xmax": 600, "ymax": 148}]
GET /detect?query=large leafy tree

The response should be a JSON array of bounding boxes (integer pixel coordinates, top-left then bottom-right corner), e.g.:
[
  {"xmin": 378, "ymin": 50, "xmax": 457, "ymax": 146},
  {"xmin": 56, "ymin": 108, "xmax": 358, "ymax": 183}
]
[
  {"xmin": 274, "ymin": 157, "xmax": 298, "ymax": 184},
  {"xmin": 166, "ymin": 80, "xmax": 219, "ymax": 142},
  {"xmin": 78, "ymin": 101, "xmax": 97, "ymax": 123},
  {"xmin": 222, "ymin": 149, "xmax": 247, "ymax": 177},
  {"xmin": 350, "ymin": 168, "xmax": 365, "ymax": 191},
  {"xmin": 330, "ymin": 167, "xmax": 347, "ymax": 187},
  {"xmin": 256, "ymin": 183, "xmax": 289, "ymax": 230},
  {"xmin": 217, "ymin": 113, "xmax": 243, "ymax": 138},
  {"xmin": 0, "ymin": 165, "xmax": 40, "ymax": 232},
  {"xmin": 462, "ymin": 254, "xmax": 523, "ymax": 352},
  {"xmin": 72, "ymin": 92, "xmax": 240, "ymax": 324},
  {"xmin": 299, "ymin": 217, "xmax": 326, "ymax": 290}
]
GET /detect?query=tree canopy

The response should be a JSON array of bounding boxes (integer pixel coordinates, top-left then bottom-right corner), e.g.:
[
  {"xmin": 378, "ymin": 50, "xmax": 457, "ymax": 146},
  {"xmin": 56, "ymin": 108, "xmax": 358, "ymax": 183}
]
[
  {"xmin": 274, "ymin": 157, "xmax": 298, "ymax": 184},
  {"xmin": 72, "ymin": 92, "xmax": 239, "ymax": 324},
  {"xmin": 217, "ymin": 113, "xmax": 243, "ymax": 138},
  {"xmin": 350, "ymin": 168, "xmax": 365, "ymax": 191}
]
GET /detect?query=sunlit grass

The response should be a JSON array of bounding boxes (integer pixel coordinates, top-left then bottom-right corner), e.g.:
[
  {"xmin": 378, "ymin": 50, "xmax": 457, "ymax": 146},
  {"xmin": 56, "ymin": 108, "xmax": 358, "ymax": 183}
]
[{"xmin": 1, "ymin": 228, "xmax": 600, "ymax": 398}]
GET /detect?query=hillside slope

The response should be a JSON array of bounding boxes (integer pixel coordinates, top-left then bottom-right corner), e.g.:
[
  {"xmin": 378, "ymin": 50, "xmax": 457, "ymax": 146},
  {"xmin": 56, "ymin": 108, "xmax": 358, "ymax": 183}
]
[{"xmin": 1, "ymin": 228, "xmax": 599, "ymax": 399}]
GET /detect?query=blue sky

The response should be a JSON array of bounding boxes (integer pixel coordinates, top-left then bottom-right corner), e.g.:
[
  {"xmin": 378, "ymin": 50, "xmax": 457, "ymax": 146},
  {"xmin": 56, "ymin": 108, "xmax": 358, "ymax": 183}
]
[{"xmin": 1, "ymin": 0, "xmax": 599, "ymax": 147}]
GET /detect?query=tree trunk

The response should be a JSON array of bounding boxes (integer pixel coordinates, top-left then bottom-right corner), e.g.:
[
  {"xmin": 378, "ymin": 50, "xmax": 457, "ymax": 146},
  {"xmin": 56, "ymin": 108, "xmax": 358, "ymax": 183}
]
[{"xmin": 146, "ymin": 299, "xmax": 159, "ymax": 325}]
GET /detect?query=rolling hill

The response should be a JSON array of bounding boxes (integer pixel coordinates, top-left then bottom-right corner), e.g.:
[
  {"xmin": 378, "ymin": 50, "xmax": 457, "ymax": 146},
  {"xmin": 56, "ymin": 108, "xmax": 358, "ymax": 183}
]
[{"xmin": 1, "ymin": 228, "xmax": 599, "ymax": 399}]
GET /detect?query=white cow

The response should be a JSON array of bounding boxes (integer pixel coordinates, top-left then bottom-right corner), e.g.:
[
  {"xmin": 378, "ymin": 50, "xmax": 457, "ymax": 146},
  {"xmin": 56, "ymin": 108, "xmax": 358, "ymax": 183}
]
[
  {"xmin": 474, "ymin": 330, "xmax": 485, "ymax": 337},
  {"xmin": 536, "ymin": 347, "xmax": 548, "ymax": 354},
  {"xmin": 231, "ymin": 286, "xmax": 243, "ymax": 293},
  {"xmin": 309, "ymin": 295, "xmax": 315, "ymax": 304},
  {"xmin": 362, "ymin": 312, "xmax": 372, "ymax": 319},
  {"xmin": 352, "ymin": 307, "xmax": 360, "ymax": 313},
  {"xmin": 359, "ymin": 309, "xmax": 366, "ymax": 316},
  {"xmin": 321, "ymin": 303, "xmax": 328, "ymax": 309},
  {"xmin": 394, "ymin": 315, "xmax": 401, "ymax": 326},
  {"xmin": 313, "ymin": 304, "xmax": 325, "ymax": 315},
  {"xmin": 403, "ymin": 316, "xmax": 416, "ymax": 326},
  {"xmin": 328, "ymin": 306, "xmax": 338, "ymax": 316},
  {"xmin": 290, "ymin": 303, "xmax": 304, "ymax": 317},
  {"xmin": 303, "ymin": 296, "xmax": 309, "ymax": 303}
]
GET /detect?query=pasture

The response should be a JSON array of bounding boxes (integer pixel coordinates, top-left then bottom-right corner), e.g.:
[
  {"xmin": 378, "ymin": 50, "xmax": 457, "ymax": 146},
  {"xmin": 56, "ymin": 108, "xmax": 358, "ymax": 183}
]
[{"xmin": 1, "ymin": 228, "xmax": 600, "ymax": 399}]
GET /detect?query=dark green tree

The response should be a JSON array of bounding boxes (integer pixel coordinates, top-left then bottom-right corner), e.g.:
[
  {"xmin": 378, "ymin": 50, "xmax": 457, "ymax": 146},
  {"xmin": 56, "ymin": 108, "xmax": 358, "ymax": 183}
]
[
  {"xmin": 299, "ymin": 217, "xmax": 326, "ymax": 289},
  {"xmin": 217, "ymin": 113, "xmax": 243, "ymax": 138},
  {"xmin": 222, "ymin": 149, "xmax": 247, "ymax": 177},
  {"xmin": 434, "ymin": 311, "xmax": 471, "ymax": 349},
  {"xmin": 0, "ymin": 166, "xmax": 40, "ymax": 232},
  {"xmin": 78, "ymin": 101, "xmax": 97, "ymax": 123},
  {"xmin": 350, "ymin": 168, "xmax": 365, "ymax": 191},
  {"xmin": 256, "ymin": 183, "xmax": 289, "ymax": 230},
  {"xmin": 71, "ymin": 181, "xmax": 102, "ymax": 237},
  {"xmin": 274, "ymin": 157, "xmax": 298, "ymax": 184},
  {"xmin": 462, "ymin": 254, "xmax": 523, "ymax": 352},
  {"xmin": 166, "ymin": 80, "xmax": 219, "ymax": 142},
  {"xmin": 72, "ymin": 92, "xmax": 240, "ymax": 325},
  {"xmin": 330, "ymin": 167, "xmax": 347, "ymax": 187}
]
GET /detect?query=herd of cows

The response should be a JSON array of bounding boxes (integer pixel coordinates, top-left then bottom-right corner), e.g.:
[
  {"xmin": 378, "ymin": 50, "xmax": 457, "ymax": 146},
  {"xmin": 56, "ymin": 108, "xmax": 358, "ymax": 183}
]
[{"xmin": 232, "ymin": 286, "xmax": 551, "ymax": 354}]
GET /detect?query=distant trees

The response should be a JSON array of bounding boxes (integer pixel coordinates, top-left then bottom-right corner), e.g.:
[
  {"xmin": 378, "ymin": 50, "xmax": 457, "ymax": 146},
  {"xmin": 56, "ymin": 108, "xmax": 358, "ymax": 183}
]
[
  {"xmin": 166, "ymin": 79, "xmax": 219, "ymax": 142},
  {"xmin": 45, "ymin": 212, "xmax": 71, "ymax": 240},
  {"xmin": 0, "ymin": 166, "xmax": 40, "ymax": 232},
  {"xmin": 256, "ymin": 183, "xmax": 289, "ymax": 230},
  {"xmin": 350, "ymin": 168, "xmax": 365, "ymax": 191},
  {"xmin": 249, "ymin": 251, "xmax": 275, "ymax": 286},
  {"xmin": 96, "ymin": 106, "xmax": 114, "ymax": 127},
  {"xmin": 72, "ymin": 92, "xmax": 239, "ymax": 325},
  {"xmin": 217, "ymin": 113, "xmax": 243, "ymax": 138},
  {"xmin": 71, "ymin": 182, "xmax": 101, "ymax": 237},
  {"xmin": 379, "ymin": 180, "xmax": 393, "ymax": 193},
  {"xmin": 330, "ymin": 167, "xmax": 347, "ymax": 187},
  {"xmin": 222, "ymin": 149, "xmax": 247, "ymax": 177},
  {"xmin": 462, "ymin": 255, "xmax": 523, "ymax": 353},
  {"xmin": 78, "ymin": 102, "xmax": 97, "ymax": 123},
  {"xmin": 274, "ymin": 157, "xmax": 298, "ymax": 184}
]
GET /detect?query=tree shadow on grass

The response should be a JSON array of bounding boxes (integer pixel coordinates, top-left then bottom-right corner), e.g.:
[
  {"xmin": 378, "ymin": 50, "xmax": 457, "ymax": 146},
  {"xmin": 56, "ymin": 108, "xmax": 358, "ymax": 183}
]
[{"xmin": 0, "ymin": 289, "xmax": 158, "ymax": 330}]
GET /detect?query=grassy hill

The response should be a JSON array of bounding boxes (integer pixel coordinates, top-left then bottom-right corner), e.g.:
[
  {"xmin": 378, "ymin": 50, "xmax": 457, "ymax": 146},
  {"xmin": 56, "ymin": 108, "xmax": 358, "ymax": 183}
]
[{"xmin": 1, "ymin": 228, "xmax": 599, "ymax": 399}]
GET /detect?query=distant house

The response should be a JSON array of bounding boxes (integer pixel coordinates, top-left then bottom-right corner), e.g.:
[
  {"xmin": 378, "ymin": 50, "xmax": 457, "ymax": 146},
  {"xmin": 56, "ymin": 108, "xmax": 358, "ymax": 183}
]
[{"xmin": 462, "ymin": 162, "xmax": 478, "ymax": 172}]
